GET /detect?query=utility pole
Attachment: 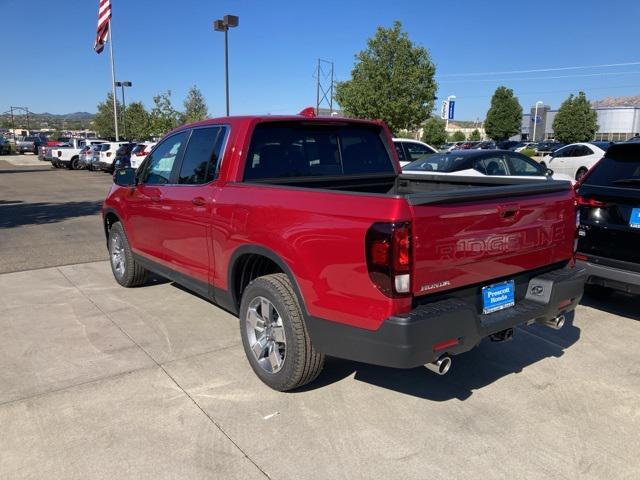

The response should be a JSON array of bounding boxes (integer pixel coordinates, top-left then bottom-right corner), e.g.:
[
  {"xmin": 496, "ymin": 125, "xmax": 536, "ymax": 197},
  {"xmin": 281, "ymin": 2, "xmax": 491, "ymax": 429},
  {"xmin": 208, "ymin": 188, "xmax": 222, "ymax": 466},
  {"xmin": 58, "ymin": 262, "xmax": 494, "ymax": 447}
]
[
  {"xmin": 315, "ymin": 59, "xmax": 334, "ymax": 115},
  {"xmin": 532, "ymin": 100, "xmax": 543, "ymax": 142}
]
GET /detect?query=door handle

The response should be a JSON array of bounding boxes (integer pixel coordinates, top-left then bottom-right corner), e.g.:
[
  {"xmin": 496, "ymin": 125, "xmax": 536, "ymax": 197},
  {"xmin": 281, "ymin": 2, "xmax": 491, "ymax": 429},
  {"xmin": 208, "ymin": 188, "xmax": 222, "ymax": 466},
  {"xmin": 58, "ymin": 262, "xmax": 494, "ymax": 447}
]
[
  {"xmin": 192, "ymin": 196, "xmax": 206, "ymax": 206},
  {"xmin": 499, "ymin": 205, "xmax": 519, "ymax": 219},
  {"xmin": 150, "ymin": 195, "xmax": 161, "ymax": 202}
]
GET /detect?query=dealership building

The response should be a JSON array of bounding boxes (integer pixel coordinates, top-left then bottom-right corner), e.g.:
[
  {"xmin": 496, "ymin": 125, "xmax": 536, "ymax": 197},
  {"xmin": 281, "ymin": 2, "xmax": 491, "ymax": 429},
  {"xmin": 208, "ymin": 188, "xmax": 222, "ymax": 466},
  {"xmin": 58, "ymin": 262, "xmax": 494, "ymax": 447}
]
[{"xmin": 521, "ymin": 105, "xmax": 640, "ymax": 142}]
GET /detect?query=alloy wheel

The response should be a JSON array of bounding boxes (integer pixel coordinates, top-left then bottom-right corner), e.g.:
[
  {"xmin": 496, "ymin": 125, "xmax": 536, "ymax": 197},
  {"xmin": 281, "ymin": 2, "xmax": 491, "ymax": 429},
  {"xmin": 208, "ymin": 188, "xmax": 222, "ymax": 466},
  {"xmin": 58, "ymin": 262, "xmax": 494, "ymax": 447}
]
[
  {"xmin": 110, "ymin": 233, "xmax": 126, "ymax": 278},
  {"xmin": 245, "ymin": 296, "xmax": 287, "ymax": 374}
]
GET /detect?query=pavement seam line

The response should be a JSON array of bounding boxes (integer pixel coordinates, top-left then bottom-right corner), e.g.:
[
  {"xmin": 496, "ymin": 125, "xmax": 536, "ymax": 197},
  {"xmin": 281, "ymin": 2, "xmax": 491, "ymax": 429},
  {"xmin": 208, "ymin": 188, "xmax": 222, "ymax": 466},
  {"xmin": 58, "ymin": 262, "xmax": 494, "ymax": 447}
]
[{"xmin": 55, "ymin": 266, "xmax": 272, "ymax": 480}]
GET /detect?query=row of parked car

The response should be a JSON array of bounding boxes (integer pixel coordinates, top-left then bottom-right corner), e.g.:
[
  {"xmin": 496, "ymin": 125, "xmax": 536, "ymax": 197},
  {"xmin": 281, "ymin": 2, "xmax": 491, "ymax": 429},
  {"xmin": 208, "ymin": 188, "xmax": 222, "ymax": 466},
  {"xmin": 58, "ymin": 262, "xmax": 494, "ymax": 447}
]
[{"xmin": 38, "ymin": 139, "xmax": 156, "ymax": 172}]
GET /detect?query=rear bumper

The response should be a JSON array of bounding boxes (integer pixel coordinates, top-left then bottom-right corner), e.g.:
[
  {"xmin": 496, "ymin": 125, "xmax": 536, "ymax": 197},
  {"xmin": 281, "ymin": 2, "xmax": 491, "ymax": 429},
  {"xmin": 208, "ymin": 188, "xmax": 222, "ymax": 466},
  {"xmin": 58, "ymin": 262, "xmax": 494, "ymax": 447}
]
[
  {"xmin": 306, "ymin": 265, "xmax": 586, "ymax": 368},
  {"xmin": 577, "ymin": 255, "xmax": 640, "ymax": 294}
]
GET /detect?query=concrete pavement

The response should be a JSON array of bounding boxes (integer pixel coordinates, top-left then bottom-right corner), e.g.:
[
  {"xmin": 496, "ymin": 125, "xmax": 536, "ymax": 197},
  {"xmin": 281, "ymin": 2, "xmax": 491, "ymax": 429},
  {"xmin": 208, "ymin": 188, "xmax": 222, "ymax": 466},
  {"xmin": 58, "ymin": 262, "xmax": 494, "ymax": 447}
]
[{"xmin": 1, "ymin": 261, "xmax": 639, "ymax": 479}]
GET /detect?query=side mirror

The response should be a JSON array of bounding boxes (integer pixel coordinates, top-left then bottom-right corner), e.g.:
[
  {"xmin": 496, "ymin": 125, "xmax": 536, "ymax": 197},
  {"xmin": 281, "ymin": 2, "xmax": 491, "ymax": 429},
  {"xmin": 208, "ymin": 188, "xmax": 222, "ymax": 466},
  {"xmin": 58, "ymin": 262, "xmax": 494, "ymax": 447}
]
[
  {"xmin": 114, "ymin": 167, "xmax": 136, "ymax": 187},
  {"xmin": 545, "ymin": 168, "xmax": 554, "ymax": 177}
]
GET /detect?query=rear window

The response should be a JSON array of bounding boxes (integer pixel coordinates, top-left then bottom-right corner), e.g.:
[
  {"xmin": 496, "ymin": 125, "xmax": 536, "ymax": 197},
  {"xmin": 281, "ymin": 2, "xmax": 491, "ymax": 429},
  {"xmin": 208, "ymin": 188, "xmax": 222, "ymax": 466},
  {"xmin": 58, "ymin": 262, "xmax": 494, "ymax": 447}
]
[
  {"xmin": 403, "ymin": 153, "xmax": 468, "ymax": 172},
  {"xmin": 583, "ymin": 147, "xmax": 640, "ymax": 187},
  {"xmin": 244, "ymin": 122, "xmax": 394, "ymax": 180}
]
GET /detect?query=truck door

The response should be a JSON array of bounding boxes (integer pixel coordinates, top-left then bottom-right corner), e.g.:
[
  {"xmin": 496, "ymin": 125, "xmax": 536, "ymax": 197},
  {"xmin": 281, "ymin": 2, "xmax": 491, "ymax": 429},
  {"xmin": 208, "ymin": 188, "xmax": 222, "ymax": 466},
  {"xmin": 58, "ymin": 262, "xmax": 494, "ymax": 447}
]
[
  {"xmin": 127, "ymin": 131, "xmax": 189, "ymax": 262},
  {"xmin": 151, "ymin": 126, "xmax": 227, "ymax": 289}
]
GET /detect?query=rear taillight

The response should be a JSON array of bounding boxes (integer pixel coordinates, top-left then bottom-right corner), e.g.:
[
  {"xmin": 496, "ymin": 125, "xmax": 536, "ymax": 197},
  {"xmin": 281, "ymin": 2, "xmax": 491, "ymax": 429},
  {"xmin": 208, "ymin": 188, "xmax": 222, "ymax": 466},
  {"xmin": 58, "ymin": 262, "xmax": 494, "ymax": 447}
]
[
  {"xmin": 106, "ymin": 152, "xmax": 112, "ymax": 157},
  {"xmin": 135, "ymin": 150, "xmax": 146, "ymax": 156},
  {"xmin": 576, "ymin": 196, "xmax": 609, "ymax": 208},
  {"xmin": 365, "ymin": 222, "xmax": 411, "ymax": 297}
]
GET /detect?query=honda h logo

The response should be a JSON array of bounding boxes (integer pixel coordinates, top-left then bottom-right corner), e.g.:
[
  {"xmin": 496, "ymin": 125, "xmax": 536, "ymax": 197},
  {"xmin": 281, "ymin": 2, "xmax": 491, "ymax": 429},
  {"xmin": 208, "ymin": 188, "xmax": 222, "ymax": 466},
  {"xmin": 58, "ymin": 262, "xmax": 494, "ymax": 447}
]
[{"xmin": 531, "ymin": 285, "xmax": 544, "ymax": 296}]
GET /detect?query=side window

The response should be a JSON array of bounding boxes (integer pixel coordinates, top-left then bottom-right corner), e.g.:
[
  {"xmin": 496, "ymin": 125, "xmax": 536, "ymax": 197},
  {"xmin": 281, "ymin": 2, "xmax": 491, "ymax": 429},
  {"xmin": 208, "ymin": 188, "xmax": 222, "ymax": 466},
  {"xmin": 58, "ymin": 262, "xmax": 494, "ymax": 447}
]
[
  {"xmin": 140, "ymin": 131, "xmax": 188, "ymax": 185},
  {"xmin": 178, "ymin": 127, "xmax": 225, "ymax": 184},
  {"xmin": 394, "ymin": 142, "xmax": 407, "ymax": 162},
  {"xmin": 506, "ymin": 153, "xmax": 543, "ymax": 176},
  {"xmin": 475, "ymin": 155, "xmax": 509, "ymax": 176},
  {"xmin": 405, "ymin": 142, "xmax": 435, "ymax": 161},
  {"xmin": 554, "ymin": 146, "xmax": 571, "ymax": 158}
]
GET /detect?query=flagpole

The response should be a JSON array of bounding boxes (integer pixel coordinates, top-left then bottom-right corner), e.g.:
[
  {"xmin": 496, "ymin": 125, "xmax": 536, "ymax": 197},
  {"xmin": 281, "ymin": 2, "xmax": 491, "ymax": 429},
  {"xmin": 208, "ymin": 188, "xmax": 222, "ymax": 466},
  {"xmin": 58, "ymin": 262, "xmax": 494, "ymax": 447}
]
[{"xmin": 108, "ymin": 27, "xmax": 119, "ymax": 141}]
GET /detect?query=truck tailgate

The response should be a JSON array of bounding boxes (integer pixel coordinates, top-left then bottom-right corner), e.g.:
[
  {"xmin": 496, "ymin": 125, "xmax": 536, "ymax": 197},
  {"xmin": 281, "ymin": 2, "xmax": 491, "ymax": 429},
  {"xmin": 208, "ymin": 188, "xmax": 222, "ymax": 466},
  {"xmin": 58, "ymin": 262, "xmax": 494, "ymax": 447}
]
[{"xmin": 410, "ymin": 190, "xmax": 576, "ymax": 296}]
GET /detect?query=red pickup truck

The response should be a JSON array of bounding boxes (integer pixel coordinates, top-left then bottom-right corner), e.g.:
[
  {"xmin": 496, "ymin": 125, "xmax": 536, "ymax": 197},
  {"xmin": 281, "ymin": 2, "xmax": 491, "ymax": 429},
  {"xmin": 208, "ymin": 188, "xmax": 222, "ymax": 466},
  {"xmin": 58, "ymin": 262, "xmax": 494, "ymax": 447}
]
[{"xmin": 103, "ymin": 112, "xmax": 585, "ymax": 391}]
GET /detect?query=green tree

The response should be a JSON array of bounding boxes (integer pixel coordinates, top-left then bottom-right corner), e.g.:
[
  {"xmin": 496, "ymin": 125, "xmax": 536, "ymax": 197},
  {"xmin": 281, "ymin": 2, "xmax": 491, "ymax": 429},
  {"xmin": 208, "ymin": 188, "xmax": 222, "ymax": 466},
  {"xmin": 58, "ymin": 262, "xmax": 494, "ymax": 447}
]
[
  {"xmin": 552, "ymin": 92, "xmax": 598, "ymax": 144},
  {"xmin": 421, "ymin": 117, "xmax": 447, "ymax": 147},
  {"xmin": 150, "ymin": 90, "xmax": 180, "ymax": 138},
  {"xmin": 484, "ymin": 86, "xmax": 522, "ymax": 142},
  {"xmin": 181, "ymin": 86, "xmax": 208, "ymax": 124},
  {"xmin": 335, "ymin": 21, "xmax": 437, "ymax": 133},
  {"xmin": 469, "ymin": 129, "xmax": 481, "ymax": 141},
  {"xmin": 94, "ymin": 92, "xmax": 121, "ymax": 139},
  {"xmin": 125, "ymin": 102, "xmax": 151, "ymax": 140},
  {"xmin": 450, "ymin": 130, "xmax": 466, "ymax": 142}
]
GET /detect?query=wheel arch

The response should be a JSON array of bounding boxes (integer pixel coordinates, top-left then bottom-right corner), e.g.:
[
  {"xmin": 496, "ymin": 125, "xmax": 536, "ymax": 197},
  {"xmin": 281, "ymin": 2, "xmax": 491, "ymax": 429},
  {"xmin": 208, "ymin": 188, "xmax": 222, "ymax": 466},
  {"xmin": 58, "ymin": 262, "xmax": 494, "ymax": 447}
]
[
  {"xmin": 103, "ymin": 208, "xmax": 122, "ymax": 245},
  {"xmin": 228, "ymin": 245, "xmax": 307, "ymax": 317}
]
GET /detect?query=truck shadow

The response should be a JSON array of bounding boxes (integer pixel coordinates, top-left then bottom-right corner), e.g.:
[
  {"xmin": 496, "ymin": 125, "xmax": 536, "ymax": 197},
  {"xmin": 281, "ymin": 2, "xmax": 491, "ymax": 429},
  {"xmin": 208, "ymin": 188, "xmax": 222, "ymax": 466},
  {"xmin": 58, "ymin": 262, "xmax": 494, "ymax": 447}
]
[
  {"xmin": 0, "ymin": 201, "xmax": 103, "ymax": 228},
  {"xmin": 302, "ymin": 312, "xmax": 580, "ymax": 401},
  {"xmin": 580, "ymin": 290, "xmax": 640, "ymax": 321}
]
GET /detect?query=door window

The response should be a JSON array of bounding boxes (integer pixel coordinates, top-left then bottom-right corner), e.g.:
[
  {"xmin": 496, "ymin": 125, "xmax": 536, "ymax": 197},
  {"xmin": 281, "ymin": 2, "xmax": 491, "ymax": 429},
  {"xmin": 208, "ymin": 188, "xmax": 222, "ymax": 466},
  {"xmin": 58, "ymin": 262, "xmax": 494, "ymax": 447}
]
[
  {"xmin": 573, "ymin": 145, "xmax": 593, "ymax": 157},
  {"xmin": 140, "ymin": 131, "xmax": 188, "ymax": 185},
  {"xmin": 394, "ymin": 142, "xmax": 407, "ymax": 162},
  {"xmin": 474, "ymin": 155, "xmax": 509, "ymax": 176},
  {"xmin": 178, "ymin": 127, "xmax": 226, "ymax": 184},
  {"xmin": 505, "ymin": 153, "xmax": 544, "ymax": 176},
  {"xmin": 405, "ymin": 142, "xmax": 436, "ymax": 161},
  {"xmin": 553, "ymin": 146, "xmax": 573, "ymax": 158}
]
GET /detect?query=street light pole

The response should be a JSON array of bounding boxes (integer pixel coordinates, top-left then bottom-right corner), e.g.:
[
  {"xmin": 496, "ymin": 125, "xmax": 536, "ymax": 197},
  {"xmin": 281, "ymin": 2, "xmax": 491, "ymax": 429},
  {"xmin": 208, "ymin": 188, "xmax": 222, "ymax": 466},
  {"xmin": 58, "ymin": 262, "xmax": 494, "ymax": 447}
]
[
  {"xmin": 214, "ymin": 15, "xmax": 239, "ymax": 116},
  {"xmin": 115, "ymin": 81, "xmax": 132, "ymax": 139},
  {"xmin": 533, "ymin": 100, "xmax": 543, "ymax": 142}
]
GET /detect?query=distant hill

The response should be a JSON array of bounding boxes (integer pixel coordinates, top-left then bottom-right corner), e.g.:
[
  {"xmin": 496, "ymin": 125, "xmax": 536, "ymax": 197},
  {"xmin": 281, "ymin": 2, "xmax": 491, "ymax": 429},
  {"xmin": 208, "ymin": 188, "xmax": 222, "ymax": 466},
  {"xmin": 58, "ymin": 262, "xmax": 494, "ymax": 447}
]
[
  {"xmin": 592, "ymin": 95, "xmax": 640, "ymax": 108},
  {"xmin": 0, "ymin": 111, "xmax": 95, "ymax": 129}
]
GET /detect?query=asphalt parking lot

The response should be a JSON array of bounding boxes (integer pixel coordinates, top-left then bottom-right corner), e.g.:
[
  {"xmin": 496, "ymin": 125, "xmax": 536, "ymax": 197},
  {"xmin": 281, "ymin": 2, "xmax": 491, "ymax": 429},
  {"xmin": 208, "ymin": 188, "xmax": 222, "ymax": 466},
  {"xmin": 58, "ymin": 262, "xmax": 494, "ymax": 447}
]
[{"xmin": 1, "ymin": 160, "xmax": 640, "ymax": 479}]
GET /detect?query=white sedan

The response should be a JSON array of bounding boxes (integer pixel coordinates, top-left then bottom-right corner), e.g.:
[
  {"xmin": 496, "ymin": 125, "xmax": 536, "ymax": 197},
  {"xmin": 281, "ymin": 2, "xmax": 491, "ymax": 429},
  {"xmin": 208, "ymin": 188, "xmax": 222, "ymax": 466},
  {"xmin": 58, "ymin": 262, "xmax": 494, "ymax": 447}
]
[
  {"xmin": 393, "ymin": 138, "xmax": 438, "ymax": 167},
  {"xmin": 541, "ymin": 142, "xmax": 612, "ymax": 181},
  {"xmin": 402, "ymin": 149, "xmax": 573, "ymax": 182}
]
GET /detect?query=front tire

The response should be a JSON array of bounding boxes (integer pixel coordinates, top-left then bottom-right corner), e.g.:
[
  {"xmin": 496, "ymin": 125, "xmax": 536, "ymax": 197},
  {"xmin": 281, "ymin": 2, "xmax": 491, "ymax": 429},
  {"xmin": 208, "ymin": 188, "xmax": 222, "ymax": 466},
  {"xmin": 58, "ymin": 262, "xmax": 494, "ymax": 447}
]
[
  {"xmin": 240, "ymin": 273, "xmax": 324, "ymax": 391},
  {"xmin": 70, "ymin": 156, "xmax": 80, "ymax": 170},
  {"xmin": 108, "ymin": 222, "xmax": 148, "ymax": 287}
]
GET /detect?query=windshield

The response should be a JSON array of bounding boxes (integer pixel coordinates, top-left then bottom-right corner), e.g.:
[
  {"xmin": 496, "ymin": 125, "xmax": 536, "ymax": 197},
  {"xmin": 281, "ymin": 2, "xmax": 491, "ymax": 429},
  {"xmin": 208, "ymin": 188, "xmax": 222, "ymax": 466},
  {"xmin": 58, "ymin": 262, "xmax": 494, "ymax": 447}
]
[
  {"xmin": 403, "ymin": 153, "xmax": 467, "ymax": 172},
  {"xmin": 583, "ymin": 148, "xmax": 640, "ymax": 187}
]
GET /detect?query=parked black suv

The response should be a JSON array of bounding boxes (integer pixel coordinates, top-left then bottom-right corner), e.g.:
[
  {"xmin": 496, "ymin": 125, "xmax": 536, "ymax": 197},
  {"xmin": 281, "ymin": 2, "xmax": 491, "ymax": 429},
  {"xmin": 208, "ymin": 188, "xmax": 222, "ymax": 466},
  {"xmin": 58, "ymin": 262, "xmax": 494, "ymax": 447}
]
[{"xmin": 576, "ymin": 143, "xmax": 640, "ymax": 294}]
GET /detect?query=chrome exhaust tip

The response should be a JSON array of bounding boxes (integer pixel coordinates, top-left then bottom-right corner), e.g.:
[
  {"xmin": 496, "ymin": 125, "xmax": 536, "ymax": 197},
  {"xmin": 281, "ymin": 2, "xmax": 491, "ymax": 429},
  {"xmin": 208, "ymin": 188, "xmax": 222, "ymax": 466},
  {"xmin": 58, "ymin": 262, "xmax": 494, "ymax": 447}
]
[
  {"xmin": 425, "ymin": 356, "xmax": 452, "ymax": 376},
  {"xmin": 538, "ymin": 315, "xmax": 565, "ymax": 330}
]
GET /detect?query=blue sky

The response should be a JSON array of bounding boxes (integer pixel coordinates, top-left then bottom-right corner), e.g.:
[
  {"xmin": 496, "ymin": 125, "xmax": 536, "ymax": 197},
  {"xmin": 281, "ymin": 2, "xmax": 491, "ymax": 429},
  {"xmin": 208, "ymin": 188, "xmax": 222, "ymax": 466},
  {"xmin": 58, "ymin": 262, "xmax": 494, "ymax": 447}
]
[{"xmin": 2, "ymin": 0, "xmax": 639, "ymax": 120}]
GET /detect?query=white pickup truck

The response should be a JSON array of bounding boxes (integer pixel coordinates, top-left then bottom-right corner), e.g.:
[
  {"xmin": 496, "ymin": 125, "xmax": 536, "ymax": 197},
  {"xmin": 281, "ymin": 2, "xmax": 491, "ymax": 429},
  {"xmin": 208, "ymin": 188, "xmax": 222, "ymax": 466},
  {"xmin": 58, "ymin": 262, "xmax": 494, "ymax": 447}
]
[{"xmin": 51, "ymin": 138, "xmax": 106, "ymax": 170}]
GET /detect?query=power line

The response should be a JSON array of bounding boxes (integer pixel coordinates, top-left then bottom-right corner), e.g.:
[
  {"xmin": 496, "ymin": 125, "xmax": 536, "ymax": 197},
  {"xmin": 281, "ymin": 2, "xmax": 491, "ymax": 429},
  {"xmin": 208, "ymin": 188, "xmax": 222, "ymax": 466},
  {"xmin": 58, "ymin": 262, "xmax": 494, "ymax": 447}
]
[
  {"xmin": 442, "ymin": 70, "xmax": 640, "ymax": 84},
  {"xmin": 454, "ymin": 83, "xmax": 640, "ymax": 101},
  {"xmin": 438, "ymin": 61, "xmax": 640, "ymax": 77}
]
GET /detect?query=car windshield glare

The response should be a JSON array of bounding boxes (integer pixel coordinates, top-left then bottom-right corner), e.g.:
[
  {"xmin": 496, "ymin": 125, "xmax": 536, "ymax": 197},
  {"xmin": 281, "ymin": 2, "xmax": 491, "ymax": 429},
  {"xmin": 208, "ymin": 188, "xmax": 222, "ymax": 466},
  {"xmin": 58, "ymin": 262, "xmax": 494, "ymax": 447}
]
[{"xmin": 403, "ymin": 153, "xmax": 465, "ymax": 172}]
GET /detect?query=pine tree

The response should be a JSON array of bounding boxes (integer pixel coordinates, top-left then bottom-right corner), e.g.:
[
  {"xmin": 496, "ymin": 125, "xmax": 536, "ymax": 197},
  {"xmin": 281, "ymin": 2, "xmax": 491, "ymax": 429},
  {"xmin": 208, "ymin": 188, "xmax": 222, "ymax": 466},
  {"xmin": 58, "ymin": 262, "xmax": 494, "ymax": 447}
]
[
  {"xmin": 181, "ymin": 86, "xmax": 208, "ymax": 124},
  {"xmin": 484, "ymin": 86, "xmax": 522, "ymax": 141}
]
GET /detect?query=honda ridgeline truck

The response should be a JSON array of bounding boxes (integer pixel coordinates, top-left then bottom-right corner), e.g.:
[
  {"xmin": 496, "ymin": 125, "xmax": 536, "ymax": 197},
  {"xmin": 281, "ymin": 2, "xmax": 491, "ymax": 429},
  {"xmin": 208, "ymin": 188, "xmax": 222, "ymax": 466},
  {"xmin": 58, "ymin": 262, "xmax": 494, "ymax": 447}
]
[{"xmin": 103, "ymin": 111, "xmax": 585, "ymax": 391}]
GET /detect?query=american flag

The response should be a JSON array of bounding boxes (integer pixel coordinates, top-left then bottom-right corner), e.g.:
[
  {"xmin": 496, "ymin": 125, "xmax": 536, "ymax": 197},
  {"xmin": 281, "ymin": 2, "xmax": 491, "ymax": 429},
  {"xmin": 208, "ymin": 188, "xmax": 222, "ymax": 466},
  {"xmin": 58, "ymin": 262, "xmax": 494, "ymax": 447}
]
[{"xmin": 94, "ymin": 0, "xmax": 112, "ymax": 54}]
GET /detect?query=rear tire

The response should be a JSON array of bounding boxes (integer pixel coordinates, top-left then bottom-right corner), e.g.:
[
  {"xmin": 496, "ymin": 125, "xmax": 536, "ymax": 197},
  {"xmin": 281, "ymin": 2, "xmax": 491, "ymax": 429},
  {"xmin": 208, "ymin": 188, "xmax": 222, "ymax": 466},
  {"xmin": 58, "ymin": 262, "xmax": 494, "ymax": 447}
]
[
  {"xmin": 108, "ymin": 222, "xmax": 148, "ymax": 287},
  {"xmin": 70, "ymin": 156, "xmax": 80, "ymax": 170},
  {"xmin": 239, "ymin": 273, "xmax": 324, "ymax": 391},
  {"xmin": 576, "ymin": 167, "xmax": 588, "ymax": 182}
]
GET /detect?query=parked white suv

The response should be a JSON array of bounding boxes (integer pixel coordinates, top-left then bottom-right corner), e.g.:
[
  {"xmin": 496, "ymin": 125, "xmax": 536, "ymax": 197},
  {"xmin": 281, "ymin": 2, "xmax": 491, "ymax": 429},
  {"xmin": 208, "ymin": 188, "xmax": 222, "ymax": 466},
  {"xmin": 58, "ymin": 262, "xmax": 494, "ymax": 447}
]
[
  {"xmin": 94, "ymin": 142, "xmax": 129, "ymax": 172},
  {"xmin": 129, "ymin": 142, "xmax": 156, "ymax": 169},
  {"xmin": 393, "ymin": 138, "xmax": 437, "ymax": 167}
]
